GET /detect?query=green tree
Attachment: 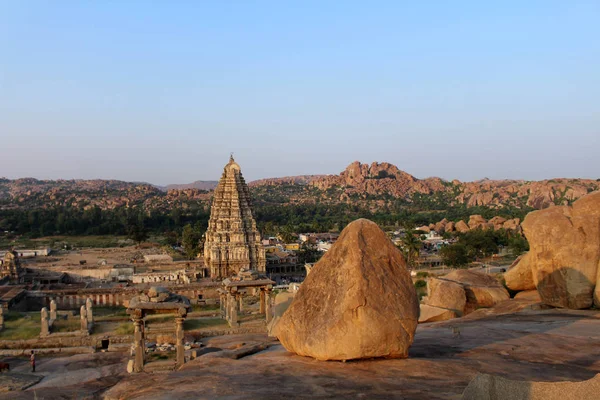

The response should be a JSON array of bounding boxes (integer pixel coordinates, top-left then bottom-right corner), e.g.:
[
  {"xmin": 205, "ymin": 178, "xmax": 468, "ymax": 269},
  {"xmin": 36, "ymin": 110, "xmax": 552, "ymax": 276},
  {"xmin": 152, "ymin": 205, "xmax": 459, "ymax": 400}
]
[
  {"xmin": 127, "ymin": 221, "xmax": 149, "ymax": 247},
  {"xmin": 182, "ymin": 224, "xmax": 200, "ymax": 260},
  {"xmin": 508, "ymin": 234, "xmax": 529, "ymax": 256},
  {"xmin": 297, "ymin": 241, "xmax": 321, "ymax": 264},
  {"xmin": 440, "ymin": 243, "xmax": 471, "ymax": 267},
  {"xmin": 399, "ymin": 231, "xmax": 422, "ymax": 268}
]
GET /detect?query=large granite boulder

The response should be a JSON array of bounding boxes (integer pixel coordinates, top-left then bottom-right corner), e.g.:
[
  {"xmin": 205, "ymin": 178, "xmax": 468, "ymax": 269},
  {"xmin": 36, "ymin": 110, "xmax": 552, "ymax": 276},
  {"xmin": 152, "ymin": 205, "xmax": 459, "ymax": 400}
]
[
  {"xmin": 276, "ymin": 218, "xmax": 419, "ymax": 361},
  {"xmin": 468, "ymin": 215, "xmax": 488, "ymax": 230},
  {"xmin": 443, "ymin": 270, "xmax": 509, "ymax": 314},
  {"xmin": 455, "ymin": 220, "xmax": 470, "ymax": 233},
  {"xmin": 462, "ymin": 373, "xmax": 600, "ymax": 400},
  {"xmin": 426, "ymin": 278, "xmax": 467, "ymax": 315},
  {"xmin": 505, "ymin": 191, "xmax": 600, "ymax": 309}
]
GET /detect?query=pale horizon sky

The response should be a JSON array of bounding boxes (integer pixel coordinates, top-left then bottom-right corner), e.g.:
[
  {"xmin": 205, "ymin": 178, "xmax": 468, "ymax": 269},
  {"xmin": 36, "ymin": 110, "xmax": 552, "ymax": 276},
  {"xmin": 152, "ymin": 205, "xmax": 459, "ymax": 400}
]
[{"xmin": 1, "ymin": 1, "xmax": 599, "ymax": 185}]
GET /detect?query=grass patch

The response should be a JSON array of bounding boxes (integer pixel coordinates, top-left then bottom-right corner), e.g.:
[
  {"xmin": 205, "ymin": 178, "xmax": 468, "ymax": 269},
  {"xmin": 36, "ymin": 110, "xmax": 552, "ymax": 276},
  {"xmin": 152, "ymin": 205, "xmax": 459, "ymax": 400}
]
[
  {"xmin": 94, "ymin": 306, "xmax": 128, "ymax": 321},
  {"xmin": 191, "ymin": 304, "xmax": 220, "ymax": 313},
  {"xmin": 414, "ymin": 279, "xmax": 428, "ymax": 301},
  {"xmin": 183, "ymin": 318, "xmax": 227, "ymax": 331},
  {"xmin": 0, "ymin": 312, "xmax": 41, "ymax": 340},
  {"xmin": 115, "ymin": 322, "xmax": 135, "ymax": 335},
  {"xmin": 52, "ymin": 317, "xmax": 80, "ymax": 333}
]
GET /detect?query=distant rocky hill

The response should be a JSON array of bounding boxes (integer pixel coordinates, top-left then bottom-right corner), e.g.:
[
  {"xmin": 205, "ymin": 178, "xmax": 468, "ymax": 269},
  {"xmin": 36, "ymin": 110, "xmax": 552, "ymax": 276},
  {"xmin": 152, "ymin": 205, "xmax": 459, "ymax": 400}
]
[
  {"xmin": 0, "ymin": 162, "xmax": 598, "ymax": 215},
  {"xmin": 162, "ymin": 180, "xmax": 218, "ymax": 192},
  {"xmin": 249, "ymin": 161, "xmax": 600, "ymax": 210}
]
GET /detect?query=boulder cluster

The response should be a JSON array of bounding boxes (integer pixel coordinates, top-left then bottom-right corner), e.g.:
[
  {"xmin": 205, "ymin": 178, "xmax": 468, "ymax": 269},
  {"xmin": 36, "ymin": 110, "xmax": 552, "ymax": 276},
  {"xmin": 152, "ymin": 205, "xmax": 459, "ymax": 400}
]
[
  {"xmin": 417, "ymin": 215, "xmax": 521, "ymax": 234},
  {"xmin": 275, "ymin": 219, "xmax": 419, "ymax": 361},
  {"xmin": 420, "ymin": 270, "xmax": 510, "ymax": 322},
  {"xmin": 505, "ymin": 191, "xmax": 600, "ymax": 309}
]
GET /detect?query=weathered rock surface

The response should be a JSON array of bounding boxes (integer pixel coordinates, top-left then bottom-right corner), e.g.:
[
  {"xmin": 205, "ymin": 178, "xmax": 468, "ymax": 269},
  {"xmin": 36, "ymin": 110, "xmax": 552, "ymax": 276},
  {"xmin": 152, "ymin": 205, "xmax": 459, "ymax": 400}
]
[
  {"xmin": 462, "ymin": 373, "xmax": 600, "ymax": 400},
  {"xmin": 276, "ymin": 218, "xmax": 419, "ymax": 360},
  {"xmin": 504, "ymin": 255, "xmax": 536, "ymax": 291},
  {"xmin": 99, "ymin": 307, "xmax": 600, "ymax": 400},
  {"xmin": 419, "ymin": 304, "xmax": 457, "ymax": 323},
  {"xmin": 468, "ymin": 215, "xmax": 488, "ymax": 230},
  {"xmin": 505, "ymin": 191, "xmax": 600, "ymax": 309},
  {"xmin": 443, "ymin": 270, "xmax": 509, "ymax": 314},
  {"xmin": 267, "ymin": 291, "xmax": 295, "ymax": 337},
  {"xmin": 455, "ymin": 220, "xmax": 470, "ymax": 233},
  {"xmin": 426, "ymin": 278, "xmax": 467, "ymax": 315},
  {"xmin": 514, "ymin": 290, "xmax": 542, "ymax": 302}
]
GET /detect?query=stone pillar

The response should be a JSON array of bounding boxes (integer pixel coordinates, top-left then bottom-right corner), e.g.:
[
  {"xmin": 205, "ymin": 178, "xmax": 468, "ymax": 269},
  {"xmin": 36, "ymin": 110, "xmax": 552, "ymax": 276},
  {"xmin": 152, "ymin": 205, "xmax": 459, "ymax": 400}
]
[
  {"xmin": 225, "ymin": 293, "xmax": 231, "ymax": 322},
  {"xmin": 219, "ymin": 293, "xmax": 225, "ymax": 317},
  {"xmin": 265, "ymin": 291, "xmax": 272, "ymax": 324},
  {"xmin": 230, "ymin": 294, "xmax": 238, "ymax": 327},
  {"xmin": 175, "ymin": 317, "xmax": 185, "ymax": 368},
  {"xmin": 259, "ymin": 290, "xmax": 265, "ymax": 314},
  {"xmin": 80, "ymin": 305, "xmax": 88, "ymax": 332},
  {"xmin": 0, "ymin": 307, "xmax": 4, "ymax": 331},
  {"xmin": 40, "ymin": 307, "xmax": 50, "ymax": 336},
  {"xmin": 86, "ymin": 298, "xmax": 94, "ymax": 323},
  {"xmin": 50, "ymin": 299, "xmax": 57, "ymax": 321},
  {"xmin": 133, "ymin": 317, "xmax": 145, "ymax": 373},
  {"xmin": 238, "ymin": 294, "xmax": 243, "ymax": 313}
]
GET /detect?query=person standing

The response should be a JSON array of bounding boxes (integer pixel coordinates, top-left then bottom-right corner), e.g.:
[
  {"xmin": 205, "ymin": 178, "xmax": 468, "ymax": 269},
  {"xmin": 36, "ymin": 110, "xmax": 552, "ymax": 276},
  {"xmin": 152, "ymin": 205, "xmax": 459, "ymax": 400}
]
[{"xmin": 30, "ymin": 351, "xmax": 35, "ymax": 372}]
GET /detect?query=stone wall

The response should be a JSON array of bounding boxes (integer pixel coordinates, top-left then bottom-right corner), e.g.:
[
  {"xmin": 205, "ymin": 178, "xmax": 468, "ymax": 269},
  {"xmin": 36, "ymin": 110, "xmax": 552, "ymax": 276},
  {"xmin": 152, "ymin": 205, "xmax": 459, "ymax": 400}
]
[{"xmin": 24, "ymin": 283, "xmax": 221, "ymax": 311}]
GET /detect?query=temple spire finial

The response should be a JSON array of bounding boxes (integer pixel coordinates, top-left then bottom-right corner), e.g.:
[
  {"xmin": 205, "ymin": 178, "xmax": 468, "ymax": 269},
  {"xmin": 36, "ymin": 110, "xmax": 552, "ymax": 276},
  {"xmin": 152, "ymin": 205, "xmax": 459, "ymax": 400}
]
[{"xmin": 229, "ymin": 152, "xmax": 234, "ymax": 163}]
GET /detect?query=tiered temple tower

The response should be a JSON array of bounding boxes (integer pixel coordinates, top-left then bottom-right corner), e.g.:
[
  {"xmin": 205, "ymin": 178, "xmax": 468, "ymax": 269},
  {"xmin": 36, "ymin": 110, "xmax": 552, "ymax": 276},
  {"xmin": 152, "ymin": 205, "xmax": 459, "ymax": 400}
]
[
  {"xmin": 0, "ymin": 250, "xmax": 23, "ymax": 282},
  {"xmin": 204, "ymin": 156, "xmax": 266, "ymax": 279}
]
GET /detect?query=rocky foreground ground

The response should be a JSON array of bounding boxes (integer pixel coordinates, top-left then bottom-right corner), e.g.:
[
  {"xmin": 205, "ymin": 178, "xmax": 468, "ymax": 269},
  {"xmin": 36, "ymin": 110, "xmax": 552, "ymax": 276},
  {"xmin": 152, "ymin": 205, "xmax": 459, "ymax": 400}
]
[{"xmin": 1, "ymin": 298, "xmax": 598, "ymax": 399}]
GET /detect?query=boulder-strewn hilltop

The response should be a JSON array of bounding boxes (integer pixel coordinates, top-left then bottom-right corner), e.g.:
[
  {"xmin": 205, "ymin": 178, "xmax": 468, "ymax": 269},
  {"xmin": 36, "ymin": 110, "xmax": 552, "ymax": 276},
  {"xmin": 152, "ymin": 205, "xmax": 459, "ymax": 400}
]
[{"xmin": 302, "ymin": 161, "xmax": 597, "ymax": 209}]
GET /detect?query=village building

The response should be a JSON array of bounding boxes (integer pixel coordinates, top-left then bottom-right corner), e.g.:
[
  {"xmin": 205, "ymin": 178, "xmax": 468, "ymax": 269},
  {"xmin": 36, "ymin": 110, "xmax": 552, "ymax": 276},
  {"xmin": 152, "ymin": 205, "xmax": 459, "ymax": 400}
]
[{"xmin": 203, "ymin": 155, "xmax": 266, "ymax": 279}]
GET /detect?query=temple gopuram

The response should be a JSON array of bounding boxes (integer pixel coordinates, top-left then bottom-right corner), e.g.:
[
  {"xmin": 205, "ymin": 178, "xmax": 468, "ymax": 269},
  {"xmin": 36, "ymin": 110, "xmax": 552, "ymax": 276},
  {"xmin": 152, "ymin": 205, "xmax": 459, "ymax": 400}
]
[
  {"xmin": 204, "ymin": 155, "xmax": 266, "ymax": 279},
  {"xmin": 0, "ymin": 250, "xmax": 23, "ymax": 282}
]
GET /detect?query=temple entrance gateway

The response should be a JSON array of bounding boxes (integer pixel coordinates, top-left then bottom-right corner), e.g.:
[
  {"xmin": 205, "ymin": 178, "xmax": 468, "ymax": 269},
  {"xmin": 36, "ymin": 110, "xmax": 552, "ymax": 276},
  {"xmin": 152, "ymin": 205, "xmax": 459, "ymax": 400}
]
[
  {"xmin": 204, "ymin": 156, "xmax": 266, "ymax": 279},
  {"xmin": 126, "ymin": 287, "xmax": 191, "ymax": 373}
]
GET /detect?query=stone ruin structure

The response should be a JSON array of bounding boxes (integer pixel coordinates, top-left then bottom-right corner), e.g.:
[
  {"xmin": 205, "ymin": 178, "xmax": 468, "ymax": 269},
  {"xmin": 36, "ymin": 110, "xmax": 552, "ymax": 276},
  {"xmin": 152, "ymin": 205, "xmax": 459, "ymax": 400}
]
[
  {"xmin": 41, "ymin": 307, "xmax": 50, "ymax": 337},
  {"xmin": 126, "ymin": 287, "xmax": 191, "ymax": 373},
  {"xmin": 219, "ymin": 268, "xmax": 274, "ymax": 327},
  {"xmin": 0, "ymin": 250, "xmax": 23, "ymax": 282},
  {"xmin": 204, "ymin": 155, "xmax": 266, "ymax": 279}
]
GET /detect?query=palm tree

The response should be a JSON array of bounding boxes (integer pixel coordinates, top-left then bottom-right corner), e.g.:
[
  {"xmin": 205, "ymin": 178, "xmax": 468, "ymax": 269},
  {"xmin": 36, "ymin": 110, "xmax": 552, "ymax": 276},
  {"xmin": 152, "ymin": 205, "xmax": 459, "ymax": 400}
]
[{"xmin": 399, "ymin": 230, "xmax": 422, "ymax": 269}]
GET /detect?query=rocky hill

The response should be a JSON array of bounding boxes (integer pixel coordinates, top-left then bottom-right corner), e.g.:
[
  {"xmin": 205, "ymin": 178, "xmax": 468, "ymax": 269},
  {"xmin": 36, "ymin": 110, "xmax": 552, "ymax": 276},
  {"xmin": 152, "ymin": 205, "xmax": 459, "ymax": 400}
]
[
  {"xmin": 249, "ymin": 161, "xmax": 599, "ymax": 210},
  {"xmin": 0, "ymin": 162, "xmax": 597, "ymax": 217},
  {"xmin": 162, "ymin": 180, "xmax": 218, "ymax": 192}
]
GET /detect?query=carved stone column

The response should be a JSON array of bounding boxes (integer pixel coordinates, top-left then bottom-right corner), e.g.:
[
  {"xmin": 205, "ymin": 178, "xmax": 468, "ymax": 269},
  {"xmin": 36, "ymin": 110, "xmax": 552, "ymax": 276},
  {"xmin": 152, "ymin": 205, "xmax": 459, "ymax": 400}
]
[
  {"xmin": 230, "ymin": 294, "xmax": 238, "ymax": 327},
  {"xmin": 40, "ymin": 307, "xmax": 50, "ymax": 336},
  {"xmin": 80, "ymin": 305, "xmax": 88, "ymax": 332},
  {"xmin": 133, "ymin": 315, "xmax": 145, "ymax": 373},
  {"xmin": 49, "ymin": 299, "xmax": 57, "ymax": 321},
  {"xmin": 238, "ymin": 294, "xmax": 243, "ymax": 313},
  {"xmin": 259, "ymin": 290, "xmax": 265, "ymax": 314},
  {"xmin": 265, "ymin": 291, "xmax": 272, "ymax": 324},
  {"xmin": 175, "ymin": 317, "xmax": 185, "ymax": 368},
  {"xmin": 86, "ymin": 298, "xmax": 94, "ymax": 323},
  {"xmin": 225, "ymin": 293, "xmax": 231, "ymax": 322}
]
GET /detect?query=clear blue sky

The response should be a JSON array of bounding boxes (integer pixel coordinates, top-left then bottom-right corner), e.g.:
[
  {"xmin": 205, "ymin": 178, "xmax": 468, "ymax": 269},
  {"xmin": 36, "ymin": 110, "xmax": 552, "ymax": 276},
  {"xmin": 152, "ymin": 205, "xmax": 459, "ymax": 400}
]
[{"xmin": 1, "ymin": 1, "xmax": 598, "ymax": 184}]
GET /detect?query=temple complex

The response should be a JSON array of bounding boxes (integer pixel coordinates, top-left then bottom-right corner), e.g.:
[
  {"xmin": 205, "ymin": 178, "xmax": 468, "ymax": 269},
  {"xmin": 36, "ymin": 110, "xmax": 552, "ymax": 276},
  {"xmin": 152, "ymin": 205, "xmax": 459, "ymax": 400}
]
[
  {"xmin": 204, "ymin": 155, "xmax": 266, "ymax": 279},
  {"xmin": 0, "ymin": 250, "xmax": 23, "ymax": 282}
]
